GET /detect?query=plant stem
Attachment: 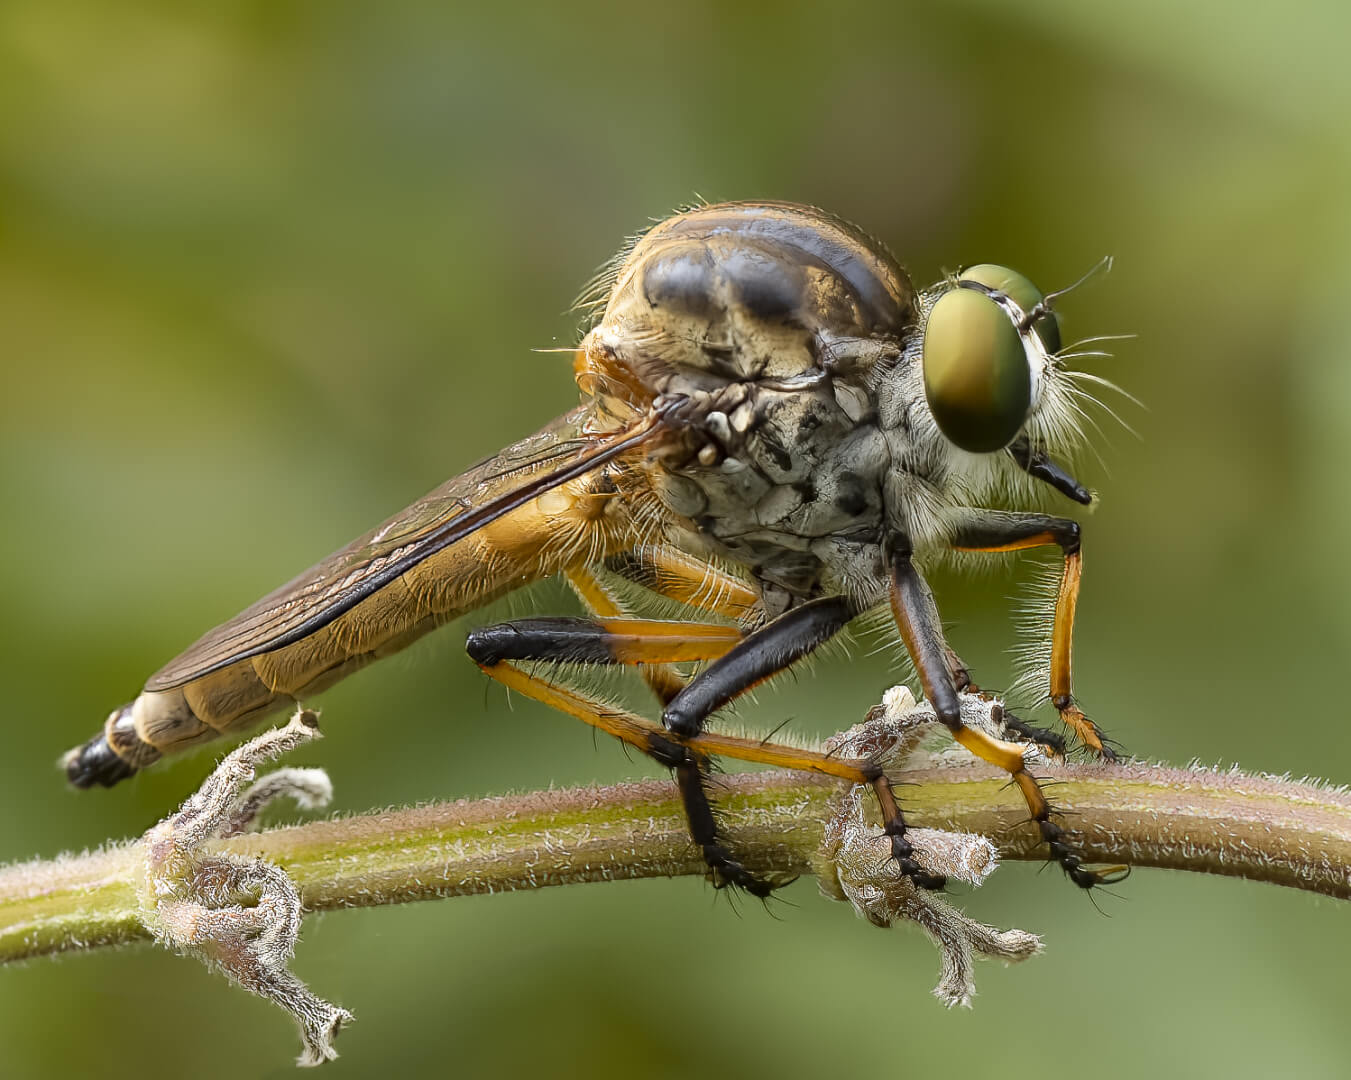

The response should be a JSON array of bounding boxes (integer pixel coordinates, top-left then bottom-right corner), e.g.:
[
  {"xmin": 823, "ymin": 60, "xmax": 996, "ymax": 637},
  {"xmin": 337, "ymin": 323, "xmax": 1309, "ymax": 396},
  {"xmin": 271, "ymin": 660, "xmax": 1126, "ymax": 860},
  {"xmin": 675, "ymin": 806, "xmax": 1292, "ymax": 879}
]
[{"xmin": 3, "ymin": 758, "xmax": 1350, "ymax": 965}]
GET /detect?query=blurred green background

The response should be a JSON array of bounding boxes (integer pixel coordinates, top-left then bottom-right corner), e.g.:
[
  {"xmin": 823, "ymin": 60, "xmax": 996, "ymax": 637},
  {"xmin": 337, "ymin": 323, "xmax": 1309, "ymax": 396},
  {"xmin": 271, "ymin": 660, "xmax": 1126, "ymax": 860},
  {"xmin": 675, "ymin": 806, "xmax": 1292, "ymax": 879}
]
[{"xmin": 3, "ymin": 1, "xmax": 1350, "ymax": 1076}]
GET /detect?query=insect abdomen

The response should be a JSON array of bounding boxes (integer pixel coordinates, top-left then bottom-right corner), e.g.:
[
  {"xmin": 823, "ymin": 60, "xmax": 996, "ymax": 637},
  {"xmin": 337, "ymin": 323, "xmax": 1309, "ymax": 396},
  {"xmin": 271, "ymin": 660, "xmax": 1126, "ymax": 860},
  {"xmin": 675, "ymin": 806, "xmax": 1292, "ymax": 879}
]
[
  {"xmin": 64, "ymin": 628, "xmax": 405, "ymax": 788},
  {"xmin": 67, "ymin": 470, "xmax": 636, "ymax": 787}
]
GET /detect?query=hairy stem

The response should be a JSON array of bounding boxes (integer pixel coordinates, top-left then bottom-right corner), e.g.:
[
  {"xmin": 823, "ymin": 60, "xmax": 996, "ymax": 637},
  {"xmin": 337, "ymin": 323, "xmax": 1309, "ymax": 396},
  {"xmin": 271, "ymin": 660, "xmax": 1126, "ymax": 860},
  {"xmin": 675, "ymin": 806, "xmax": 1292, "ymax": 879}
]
[{"xmin": 3, "ymin": 757, "xmax": 1349, "ymax": 965}]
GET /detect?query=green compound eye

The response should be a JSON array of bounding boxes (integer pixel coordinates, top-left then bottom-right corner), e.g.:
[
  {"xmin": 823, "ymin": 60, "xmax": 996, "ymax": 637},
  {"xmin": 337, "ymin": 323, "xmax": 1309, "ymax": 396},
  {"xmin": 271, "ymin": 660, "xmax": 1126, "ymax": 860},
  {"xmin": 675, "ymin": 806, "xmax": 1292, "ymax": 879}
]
[
  {"xmin": 958, "ymin": 263, "xmax": 1060, "ymax": 354},
  {"xmin": 921, "ymin": 265, "xmax": 1053, "ymax": 454}
]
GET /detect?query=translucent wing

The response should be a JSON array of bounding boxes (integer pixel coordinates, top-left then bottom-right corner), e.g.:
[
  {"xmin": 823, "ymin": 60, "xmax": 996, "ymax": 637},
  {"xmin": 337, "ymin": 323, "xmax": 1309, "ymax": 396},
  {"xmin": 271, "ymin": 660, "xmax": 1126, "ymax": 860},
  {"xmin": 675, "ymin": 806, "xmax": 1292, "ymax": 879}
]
[{"xmin": 146, "ymin": 405, "xmax": 655, "ymax": 691}]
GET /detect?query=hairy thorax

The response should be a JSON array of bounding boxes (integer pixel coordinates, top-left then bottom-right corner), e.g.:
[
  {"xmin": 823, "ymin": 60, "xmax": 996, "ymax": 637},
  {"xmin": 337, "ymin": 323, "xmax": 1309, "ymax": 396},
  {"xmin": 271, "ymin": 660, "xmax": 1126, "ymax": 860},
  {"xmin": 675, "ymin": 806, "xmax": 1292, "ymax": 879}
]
[{"xmin": 575, "ymin": 202, "xmax": 952, "ymax": 614}]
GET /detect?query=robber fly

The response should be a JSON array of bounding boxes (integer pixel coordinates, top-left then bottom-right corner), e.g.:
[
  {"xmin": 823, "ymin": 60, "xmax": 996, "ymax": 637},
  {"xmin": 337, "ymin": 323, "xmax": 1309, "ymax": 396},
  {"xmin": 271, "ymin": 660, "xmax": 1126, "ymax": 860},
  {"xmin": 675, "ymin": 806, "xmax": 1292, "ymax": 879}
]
[{"xmin": 66, "ymin": 202, "xmax": 1127, "ymax": 894}]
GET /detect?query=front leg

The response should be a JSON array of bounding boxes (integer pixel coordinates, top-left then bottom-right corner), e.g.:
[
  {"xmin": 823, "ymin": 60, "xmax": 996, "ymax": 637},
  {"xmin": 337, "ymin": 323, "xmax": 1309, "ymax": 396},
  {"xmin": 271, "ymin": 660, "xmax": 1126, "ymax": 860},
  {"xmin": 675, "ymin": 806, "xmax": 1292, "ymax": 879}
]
[
  {"xmin": 889, "ymin": 546, "xmax": 1126, "ymax": 890},
  {"xmin": 948, "ymin": 509, "xmax": 1116, "ymax": 760}
]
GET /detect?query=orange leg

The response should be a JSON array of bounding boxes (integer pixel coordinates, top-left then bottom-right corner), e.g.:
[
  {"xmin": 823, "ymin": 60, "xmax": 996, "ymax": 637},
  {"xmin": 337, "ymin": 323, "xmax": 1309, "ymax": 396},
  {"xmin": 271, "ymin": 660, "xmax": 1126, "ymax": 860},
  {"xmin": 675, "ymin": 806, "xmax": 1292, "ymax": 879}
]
[
  {"xmin": 567, "ymin": 551, "xmax": 760, "ymax": 703},
  {"xmin": 949, "ymin": 510, "xmax": 1115, "ymax": 760},
  {"xmin": 564, "ymin": 563, "xmax": 799, "ymax": 893},
  {"xmin": 468, "ymin": 589, "xmax": 947, "ymax": 891},
  {"xmin": 477, "ymin": 658, "xmax": 876, "ymax": 784},
  {"xmin": 567, "ymin": 566, "xmax": 697, "ymax": 704},
  {"xmin": 571, "ymin": 559, "xmax": 948, "ymax": 886},
  {"xmin": 891, "ymin": 545, "xmax": 1126, "ymax": 889},
  {"xmin": 474, "ymin": 653, "xmax": 899, "ymax": 895},
  {"xmin": 602, "ymin": 547, "xmax": 762, "ymax": 623}
]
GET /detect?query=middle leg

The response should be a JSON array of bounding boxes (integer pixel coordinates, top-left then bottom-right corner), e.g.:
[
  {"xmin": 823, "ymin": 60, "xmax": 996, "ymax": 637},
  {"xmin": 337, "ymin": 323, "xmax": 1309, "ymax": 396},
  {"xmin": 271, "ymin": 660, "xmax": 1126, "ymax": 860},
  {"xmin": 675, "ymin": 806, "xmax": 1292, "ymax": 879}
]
[{"xmin": 656, "ymin": 594, "xmax": 944, "ymax": 889}]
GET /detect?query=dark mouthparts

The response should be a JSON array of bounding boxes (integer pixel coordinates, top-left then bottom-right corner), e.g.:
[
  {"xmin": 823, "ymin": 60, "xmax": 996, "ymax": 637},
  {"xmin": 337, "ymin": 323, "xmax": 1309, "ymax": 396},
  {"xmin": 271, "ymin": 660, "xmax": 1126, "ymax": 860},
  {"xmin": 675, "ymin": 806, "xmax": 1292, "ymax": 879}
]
[{"xmin": 1008, "ymin": 440, "xmax": 1093, "ymax": 505}]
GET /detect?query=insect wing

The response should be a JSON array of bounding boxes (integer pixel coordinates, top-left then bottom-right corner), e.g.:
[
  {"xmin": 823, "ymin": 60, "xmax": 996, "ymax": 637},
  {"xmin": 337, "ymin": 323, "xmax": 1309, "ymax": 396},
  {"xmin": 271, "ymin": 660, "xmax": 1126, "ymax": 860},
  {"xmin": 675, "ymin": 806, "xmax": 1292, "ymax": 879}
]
[{"xmin": 146, "ymin": 405, "xmax": 637, "ymax": 691}]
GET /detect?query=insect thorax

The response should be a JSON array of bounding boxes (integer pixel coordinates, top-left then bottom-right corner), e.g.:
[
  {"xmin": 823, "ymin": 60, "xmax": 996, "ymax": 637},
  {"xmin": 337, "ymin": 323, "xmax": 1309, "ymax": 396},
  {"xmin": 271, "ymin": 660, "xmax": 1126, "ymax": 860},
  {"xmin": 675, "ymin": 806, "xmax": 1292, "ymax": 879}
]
[
  {"xmin": 580, "ymin": 203, "xmax": 997, "ymax": 613},
  {"xmin": 648, "ymin": 378, "xmax": 895, "ymax": 612}
]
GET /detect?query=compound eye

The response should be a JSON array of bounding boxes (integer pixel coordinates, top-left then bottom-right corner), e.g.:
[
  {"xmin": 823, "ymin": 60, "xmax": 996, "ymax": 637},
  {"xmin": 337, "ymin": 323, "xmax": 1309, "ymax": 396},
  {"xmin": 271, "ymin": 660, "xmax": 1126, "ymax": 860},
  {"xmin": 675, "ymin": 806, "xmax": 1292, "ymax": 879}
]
[
  {"xmin": 922, "ymin": 285, "xmax": 1032, "ymax": 453},
  {"xmin": 958, "ymin": 263, "xmax": 1060, "ymax": 354}
]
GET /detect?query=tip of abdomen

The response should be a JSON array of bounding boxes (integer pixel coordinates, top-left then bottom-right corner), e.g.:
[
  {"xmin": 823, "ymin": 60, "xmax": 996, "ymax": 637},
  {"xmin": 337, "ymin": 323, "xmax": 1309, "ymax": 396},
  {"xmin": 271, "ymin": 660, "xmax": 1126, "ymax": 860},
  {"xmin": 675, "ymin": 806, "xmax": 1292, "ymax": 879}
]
[
  {"xmin": 63, "ymin": 735, "xmax": 138, "ymax": 788},
  {"xmin": 63, "ymin": 702, "xmax": 162, "ymax": 789}
]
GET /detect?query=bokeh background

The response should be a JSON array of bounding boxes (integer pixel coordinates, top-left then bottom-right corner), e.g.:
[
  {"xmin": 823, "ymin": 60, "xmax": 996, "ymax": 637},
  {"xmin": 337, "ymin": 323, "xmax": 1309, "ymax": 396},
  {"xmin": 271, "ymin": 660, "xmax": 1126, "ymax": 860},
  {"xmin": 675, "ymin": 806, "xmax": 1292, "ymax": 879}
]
[{"xmin": 3, "ymin": 2, "xmax": 1351, "ymax": 1076}]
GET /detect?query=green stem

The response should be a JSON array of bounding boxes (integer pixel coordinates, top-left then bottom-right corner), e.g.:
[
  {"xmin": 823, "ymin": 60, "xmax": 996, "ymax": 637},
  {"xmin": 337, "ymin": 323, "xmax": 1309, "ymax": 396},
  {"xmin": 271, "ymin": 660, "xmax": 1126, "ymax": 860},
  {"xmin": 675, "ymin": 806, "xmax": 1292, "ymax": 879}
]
[{"xmin": 4, "ymin": 758, "xmax": 1350, "ymax": 965}]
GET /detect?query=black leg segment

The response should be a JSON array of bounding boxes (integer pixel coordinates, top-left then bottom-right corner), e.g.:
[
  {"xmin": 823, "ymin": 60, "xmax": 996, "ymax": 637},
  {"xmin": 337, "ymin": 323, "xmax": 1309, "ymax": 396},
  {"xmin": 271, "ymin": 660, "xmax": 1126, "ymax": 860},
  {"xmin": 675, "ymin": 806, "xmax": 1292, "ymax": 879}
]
[
  {"xmin": 466, "ymin": 617, "xmax": 617, "ymax": 666},
  {"xmin": 468, "ymin": 617, "xmax": 785, "ymax": 896},
  {"xmin": 948, "ymin": 512, "xmax": 1080, "ymax": 556},
  {"xmin": 889, "ymin": 547, "xmax": 1126, "ymax": 890},
  {"xmin": 665, "ymin": 747, "xmax": 782, "ymax": 898},
  {"xmin": 661, "ymin": 595, "xmax": 856, "ymax": 738},
  {"xmin": 998, "ymin": 707, "xmax": 1068, "ymax": 758},
  {"xmin": 889, "ymin": 551, "xmax": 962, "ymax": 727}
]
